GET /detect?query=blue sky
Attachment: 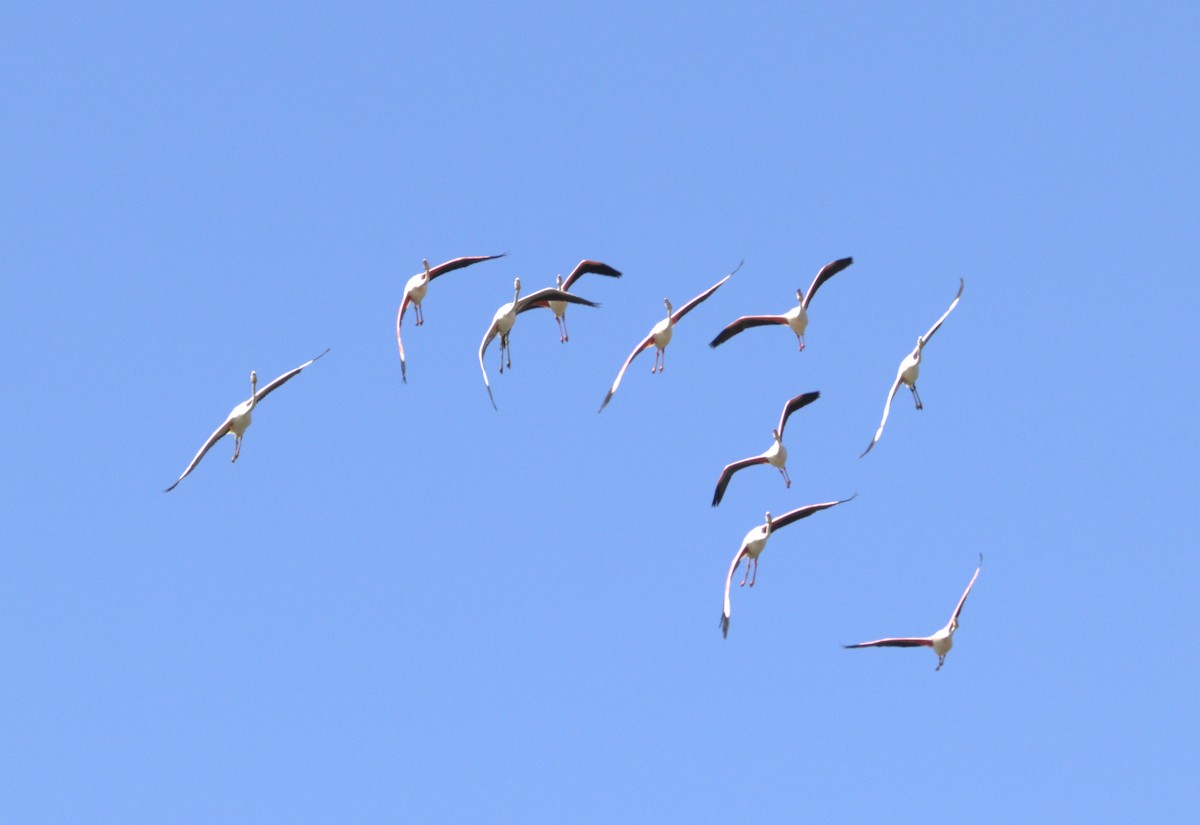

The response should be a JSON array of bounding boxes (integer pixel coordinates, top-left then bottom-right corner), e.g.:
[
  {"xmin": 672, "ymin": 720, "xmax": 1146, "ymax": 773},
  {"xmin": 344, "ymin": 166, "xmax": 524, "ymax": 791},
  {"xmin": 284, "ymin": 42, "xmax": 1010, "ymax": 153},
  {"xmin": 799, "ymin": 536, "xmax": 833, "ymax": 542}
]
[{"xmin": 3, "ymin": 3, "xmax": 1197, "ymax": 821}]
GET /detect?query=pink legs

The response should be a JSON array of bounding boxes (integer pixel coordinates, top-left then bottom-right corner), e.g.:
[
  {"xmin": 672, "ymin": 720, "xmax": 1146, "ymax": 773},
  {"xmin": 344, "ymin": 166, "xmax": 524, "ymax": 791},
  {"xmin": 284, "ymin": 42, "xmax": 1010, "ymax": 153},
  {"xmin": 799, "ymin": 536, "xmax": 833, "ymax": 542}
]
[
  {"xmin": 651, "ymin": 348, "xmax": 665, "ymax": 373},
  {"xmin": 739, "ymin": 556, "xmax": 758, "ymax": 587},
  {"xmin": 498, "ymin": 335, "xmax": 512, "ymax": 373}
]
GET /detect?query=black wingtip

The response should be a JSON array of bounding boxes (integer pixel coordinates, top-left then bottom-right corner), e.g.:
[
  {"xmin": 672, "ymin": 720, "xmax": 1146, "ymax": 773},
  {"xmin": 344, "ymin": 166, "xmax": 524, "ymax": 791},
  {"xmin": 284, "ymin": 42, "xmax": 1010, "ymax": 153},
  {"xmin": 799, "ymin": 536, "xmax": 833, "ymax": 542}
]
[{"xmin": 720, "ymin": 615, "xmax": 730, "ymax": 639}]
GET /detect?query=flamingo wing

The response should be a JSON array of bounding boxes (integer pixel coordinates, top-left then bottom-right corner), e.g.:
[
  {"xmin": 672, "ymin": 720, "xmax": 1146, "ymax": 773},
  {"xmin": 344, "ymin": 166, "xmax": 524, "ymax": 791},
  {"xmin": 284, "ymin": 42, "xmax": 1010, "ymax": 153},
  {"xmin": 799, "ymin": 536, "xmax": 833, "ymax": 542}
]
[
  {"xmin": 860, "ymin": 370, "xmax": 905, "ymax": 458},
  {"xmin": 516, "ymin": 288, "xmax": 599, "ymax": 314},
  {"xmin": 921, "ymin": 278, "xmax": 965, "ymax": 344},
  {"xmin": 254, "ymin": 349, "xmax": 330, "ymax": 403},
  {"xmin": 844, "ymin": 637, "xmax": 935, "ymax": 650},
  {"xmin": 777, "ymin": 391, "xmax": 820, "ymax": 440},
  {"xmin": 165, "ymin": 417, "xmax": 234, "ymax": 492},
  {"xmin": 708, "ymin": 315, "xmax": 788, "ymax": 348},
  {"xmin": 478, "ymin": 324, "xmax": 499, "ymax": 410},
  {"xmin": 768, "ymin": 494, "xmax": 856, "ymax": 532},
  {"xmin": 949, "ymin": 554, "xmax": 984, "ymax": 625},
  {"xmin": 671, "ymin": 261, "xmax": 741, "ymax": 324},
  {"xmin": 562, "ymin": 260, "xmax": 622, "ymax": 292},
  {"xmin": 711, "ymin": 455, "xmax": 770, "ymax": 507},
  {"xmin": 598, "ymin": 332, "xmax": 655, "ymax": 412},
  {"xmin": 396, "ymin": 297, "xmax": 411, "ymax": 382},
  {"xmin": 801, "ymin": 256, "xmax": 854, "ymax": 310},
  {"xmin": 426, "ymin": 253, "xmax": 506, "ymax": 281},
  {"xmin": 720, "ymin": 546, "xmax": 749, "ymax": 639}
]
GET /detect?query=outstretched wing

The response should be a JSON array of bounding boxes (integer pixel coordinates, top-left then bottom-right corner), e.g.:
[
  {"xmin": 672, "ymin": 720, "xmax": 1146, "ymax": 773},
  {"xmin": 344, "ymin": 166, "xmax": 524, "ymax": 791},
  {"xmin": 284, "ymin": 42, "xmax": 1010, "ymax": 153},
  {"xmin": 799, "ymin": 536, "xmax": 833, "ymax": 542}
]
[
  {"xmin": 801, "ymin": 256, "xmax": 854, "ymax": 310},
  {"xmin": 517, "ymin": 287, "xmax": 599, "ymax": 314},
  {"xmin": 165, "ymin": 417, "xmax": 234, "ymax": 492},
  {"xmin": 598, "ymin": 332, "xmax": 655, "ymax": 412},
  {"xmin": 921, "ymin": 278, "xmax": 964, "ymax": 344},
  {"xmin": 844, "ymin": 637, "xmax": 934, "ymax": 650},
  {"xmin": 396, "ymin": 298, "xmax": 410, "ymax": 383},
  {"xmin": 671, "ymin": 261, "xmax": 741, "ymax": 324},
  {"xmin": 562, "ymin": 260, "xmax": 621, "ymax": 292},
  {"xmin": 709, "ymin": 315, "xmax": 788, "ymax": 348},
  {"xmin": 426, "ymin": 253, "xmax": 506, "ymax": 281},
  {"xmin": 949, "ymin": 554, "xmax": 984, "ymax": 626},
  {"xmin": 711, "ymin": 455, "xmax": 770, "ymax": 507},
  {"xmin": 721, "ymin": 546, "xmax": 749, "ymax": 639},
  {"xmin": 860, "ymin": 369, "xmax": 905, "ymax": 458},
  {"xmin": 254, "ymin": 349, "xmax": 330, "ymax": 403},
  {"xmin": 769, "ymin": 494, "xmax": 856, "ymax": 532},
  {"xmin": 478, "ymin": 324, "xmax": 499, "ymax": 411},
  {"xmin": 777, "ymin": 391, "xmax": 820, "ymax": 440}
]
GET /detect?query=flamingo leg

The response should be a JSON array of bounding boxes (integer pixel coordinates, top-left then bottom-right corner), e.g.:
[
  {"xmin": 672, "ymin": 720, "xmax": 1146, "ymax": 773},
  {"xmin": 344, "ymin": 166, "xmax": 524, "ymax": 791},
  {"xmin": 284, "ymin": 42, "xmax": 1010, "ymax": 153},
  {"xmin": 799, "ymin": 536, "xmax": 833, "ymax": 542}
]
[
  {"xmin": 936, "ymin": 654, "xmax": 945, "ymax": 671},
  {"xmin": 231, "ymin": 435, "xmax": 242, "ymax": 463},
  {"xmin": 739, "ymin": 558, "xmax": 750, "ymax": 587},
  {"xmin": 506, "ymin": 335, "xmax": 513, "ymax": 370},
  {"xmin": 658, "ymin": 348, "xmax": 665, "ymax": 373},
  {"xmin": 498, "ymin": 336, "xmax": 507, "ymax": 374},
  {"xmin": 798, "ymin": 334, "xmax": 805, "ymax": 352},
  {"xmin": 415, "ymin": 303, "xmax": 424, "ymax": 326},
  {"xmin": 779, "ymin": 466, "xmax": 792, "ymax": 489},
  {"xmin": 748, "ymin": 557, "xmax": 758, "ymax": 587},
  {"xmin": 561, "ymin": 315, "xmax": 569, "ymax": 344},
  {"xmin": 911, "ymin": 384, "xmax": 923, "ymax": 410}
]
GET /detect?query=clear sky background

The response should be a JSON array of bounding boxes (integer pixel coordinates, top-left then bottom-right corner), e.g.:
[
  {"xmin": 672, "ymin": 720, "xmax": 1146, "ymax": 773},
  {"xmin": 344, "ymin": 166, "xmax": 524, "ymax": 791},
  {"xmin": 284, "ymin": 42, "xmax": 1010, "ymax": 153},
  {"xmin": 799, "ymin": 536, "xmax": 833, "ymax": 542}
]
[{"xmin": 3, "ymin": 3, "xmax": 1197, "ymax": 822}]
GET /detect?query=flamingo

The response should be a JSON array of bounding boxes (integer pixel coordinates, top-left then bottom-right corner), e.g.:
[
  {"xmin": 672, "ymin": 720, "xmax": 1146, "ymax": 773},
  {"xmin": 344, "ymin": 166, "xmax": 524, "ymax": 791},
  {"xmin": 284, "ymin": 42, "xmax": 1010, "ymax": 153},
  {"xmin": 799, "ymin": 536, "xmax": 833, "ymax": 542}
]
[
  {"xmin": 860, "ymin": 278, "xmax": 964, "ymax": 457},
  {"xmin": 545, "ymin": 260, "xmax": 622, "ymax": 343},
  {"xmin": 479, "ymin": 277, "xmax": 599, "ymax": 409},
  {"xmin": 720, "ymin": 495, "xmax": 855, "ymax": 638},
  {"xmin": 709, "ymin": 257, "xmax": 853, "ymax": 351},
  {"xmin": 711, "ymin": 391, "xmax": 820, "ymax": 507},
  {"xmin": 598, "ymin": 261, "xmax": 741, "ymax": 412},
  {"xmin": 844, "ymin": 554, "xmax": 983, "ymax": 670},
  {"xmin": 165, "ymin": 349, "xmax": 330, "ymax": 492},
  {"xmin": 396, "ymin": 254, "xmax": 505, "ymax": 382}
]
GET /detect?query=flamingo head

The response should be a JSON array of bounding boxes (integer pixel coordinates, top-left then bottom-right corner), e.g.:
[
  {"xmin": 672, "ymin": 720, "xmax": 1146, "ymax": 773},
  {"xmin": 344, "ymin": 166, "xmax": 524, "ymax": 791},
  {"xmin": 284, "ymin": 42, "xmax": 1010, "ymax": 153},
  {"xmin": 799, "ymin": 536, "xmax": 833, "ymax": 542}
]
[
  {"xmin": 795, "ymin": 288, "xmax": 804, "ymax": 304},
  {"xmin": 764, "ymin": 511, "xmax": 773, "ymax": 532},
  {"xmin": 422, "ymin": 258, "xmax": 431, "ymax": 277},
  {"xmin": 555, "ymin": 274, "xmax": 564, "ymax": 289},
  {"xmin": 663, "ymin": 298, "xmax": 673, "ymax": 315}
]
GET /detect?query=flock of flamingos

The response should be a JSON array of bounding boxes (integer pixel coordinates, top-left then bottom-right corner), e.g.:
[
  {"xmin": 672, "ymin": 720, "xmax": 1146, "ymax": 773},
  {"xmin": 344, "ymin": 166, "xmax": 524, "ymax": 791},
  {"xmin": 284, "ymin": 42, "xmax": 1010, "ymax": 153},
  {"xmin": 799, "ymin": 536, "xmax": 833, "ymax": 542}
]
[{"xmin": 165, "ymin": 254, "xmax": 981, "ymax": 669}]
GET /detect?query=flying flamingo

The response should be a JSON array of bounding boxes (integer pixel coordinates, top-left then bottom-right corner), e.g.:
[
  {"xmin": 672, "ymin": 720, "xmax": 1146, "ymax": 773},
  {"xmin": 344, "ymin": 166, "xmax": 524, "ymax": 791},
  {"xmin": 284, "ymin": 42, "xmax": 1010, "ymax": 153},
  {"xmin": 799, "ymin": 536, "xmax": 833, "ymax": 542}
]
[
  {"xmin": 396, "ymin": 254, "xmax": 505, "ymax": 382},
  {"xmin": 165, "ymin": 349, "xmax": 330, "ymax": 492},
  {"xmin": 479, "ymin": 277, "xmax": 599, "ymax": 409},
  {"xmin": 710, "ymin": 257, "xmax": 853, "ymax": 352},
  {"xmin": 712, "ymin": 391, "xmax": 820, "ymax": 507},
  {"xmin": 844, "ymin": 554, "xmax": 983, "ymax": 670},
  {"xmin": 720, "ymin": 495, "xmax": 855, "ymax": 638},
  {"xmin": 599, "ymin": 261, "xmax": 741, "ymax": 412},
  {"xmin": 861, "ymin": 278, "xmax": 964, "ymax": 457}
]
